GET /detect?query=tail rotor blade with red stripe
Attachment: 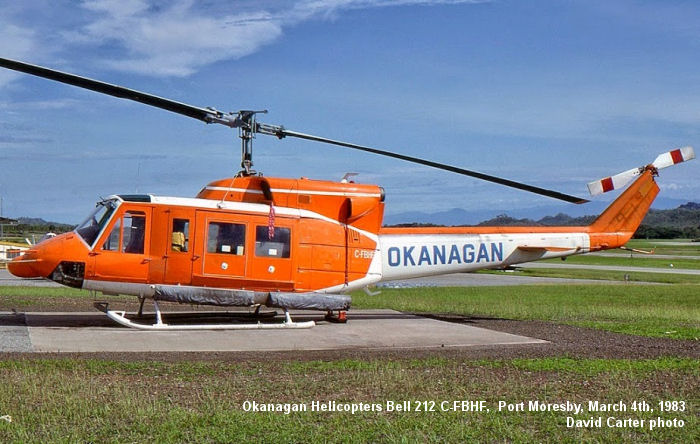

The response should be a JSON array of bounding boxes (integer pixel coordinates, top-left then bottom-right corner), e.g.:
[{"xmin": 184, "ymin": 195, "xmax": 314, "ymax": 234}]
[
  {"xmin": 587, "ymin": 147, "xmax": 695, "ymax": 196},
  {"xmin": 652, "ymin": 146, "xmax": 695, "ymax": 170},
  {"xmin": 587, "ymin": 167, "xmax": 642, "ymax": 196}
]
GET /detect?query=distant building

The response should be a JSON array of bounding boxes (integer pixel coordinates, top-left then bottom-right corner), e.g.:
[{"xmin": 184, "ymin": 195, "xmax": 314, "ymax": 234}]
[{"xmin": 0, "ymin": 241, "xmax": 28, "ymax": 263}]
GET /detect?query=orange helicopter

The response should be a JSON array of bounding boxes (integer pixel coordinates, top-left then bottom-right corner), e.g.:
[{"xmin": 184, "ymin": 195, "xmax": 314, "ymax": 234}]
[{"xmin": 0, "ymin": 58, "xmax": 695, "ymax": 330}]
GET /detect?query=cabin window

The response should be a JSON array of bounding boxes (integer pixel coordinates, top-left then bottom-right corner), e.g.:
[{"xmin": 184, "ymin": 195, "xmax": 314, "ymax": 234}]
[
  {"xmin": 207, "ymin": 222, "xmax": 245, "ymax": 255},
  {"xmin": 99, "ymin": 211, "xmax": 146, "ymax": 254},
  {"xmin": 255, "ymin": 226, "xmax": 290, "ymax": 258},
  {"xmin": 123, "ymin": 212, "xmax": 146, "ymax": 254},
  {"xmin": 171, "ymin": 218, "xmax": 189, "ymax": 252}
]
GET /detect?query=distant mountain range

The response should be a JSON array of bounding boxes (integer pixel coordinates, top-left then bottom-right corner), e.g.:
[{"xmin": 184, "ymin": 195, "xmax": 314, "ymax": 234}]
[
  {"xmin": 15, "ymin": 218, "xmax": 74, "ymax": 231},
  {"xmin": 385, "ymin": 201, "xmax": 700, "ymax": 239},
  {"xmin": 384, "ymin": 197, "xmax": 695, "ymax": 226}
]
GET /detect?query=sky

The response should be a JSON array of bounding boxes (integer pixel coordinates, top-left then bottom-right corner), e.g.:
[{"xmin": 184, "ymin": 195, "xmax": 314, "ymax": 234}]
[{"xmin": 0, "ymin": 0, "xmax": 698, "ymax": 223}]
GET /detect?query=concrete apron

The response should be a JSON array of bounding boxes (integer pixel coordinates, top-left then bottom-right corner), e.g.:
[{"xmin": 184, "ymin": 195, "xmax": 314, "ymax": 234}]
[{"xmin": 1, "ymin": 309, "xmax": 547, "ymax": 353}]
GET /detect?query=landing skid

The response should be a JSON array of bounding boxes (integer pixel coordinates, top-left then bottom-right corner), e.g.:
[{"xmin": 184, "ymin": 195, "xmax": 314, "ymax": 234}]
[{"xmin": 94, "ymin": 301, "xmax": 315, "ymax": 330}]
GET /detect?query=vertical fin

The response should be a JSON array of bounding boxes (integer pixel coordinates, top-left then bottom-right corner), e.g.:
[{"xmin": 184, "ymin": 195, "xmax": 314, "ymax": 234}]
[{"xmin": 588, "ymin": 169, "xmax": 659, "ymax": 250}]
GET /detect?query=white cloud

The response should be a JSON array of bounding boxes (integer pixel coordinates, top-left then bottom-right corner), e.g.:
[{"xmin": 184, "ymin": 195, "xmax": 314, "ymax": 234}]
[
  {"xmin": 63, "ymin": 1, "xmax": 280, "ymax": 76},
  {"xmin": 1, "ymin": 0, "xmax": 485, "ymax": 79},
  {"xmin": 58, "ymin": 0, "xmax": 484, "ymax": 77}
]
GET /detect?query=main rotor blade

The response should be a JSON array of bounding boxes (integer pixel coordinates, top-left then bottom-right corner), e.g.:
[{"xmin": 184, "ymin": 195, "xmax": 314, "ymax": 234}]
[
  {"xmin": 0, "ymin": 57, "xmax": 236, "ymax": 126},
  {"xmin": 278, "ymin": 129, "xmax": 589, "ymax": 204},
  {"xmin": 1, "ymin": 57, "xmax": 589, "ymax": 204}
]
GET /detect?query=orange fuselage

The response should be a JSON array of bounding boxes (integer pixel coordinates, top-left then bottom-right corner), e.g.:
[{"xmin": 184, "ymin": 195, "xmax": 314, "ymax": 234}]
[{"xmin": 9, "ymin": 176, "xmax": 385, "ymax": 295}]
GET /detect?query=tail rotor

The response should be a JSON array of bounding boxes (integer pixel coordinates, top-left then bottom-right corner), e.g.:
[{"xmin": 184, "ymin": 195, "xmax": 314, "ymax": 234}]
[{"xmin": 587, "ymin": 147, "xmax": 695, "ymax": 196}]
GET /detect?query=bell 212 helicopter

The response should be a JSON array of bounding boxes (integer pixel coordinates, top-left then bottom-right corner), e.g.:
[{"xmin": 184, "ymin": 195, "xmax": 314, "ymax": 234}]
[{"xmin": 0, "ymin": 57, "xmax": 695, "ymax": 330}]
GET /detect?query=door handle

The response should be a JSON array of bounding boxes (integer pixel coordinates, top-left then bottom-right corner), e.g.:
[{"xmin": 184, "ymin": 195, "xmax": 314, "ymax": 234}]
[
  {"xmin": 192, "ymin": 255, "xmax": 200, "ymax": 261},
  {"xmin": 141, "ymin": 258, "xmax": 152, "ymax": 264},
  {"xmin": 88, "ymin": 252, "xmax": 100, "ymax": 257}
]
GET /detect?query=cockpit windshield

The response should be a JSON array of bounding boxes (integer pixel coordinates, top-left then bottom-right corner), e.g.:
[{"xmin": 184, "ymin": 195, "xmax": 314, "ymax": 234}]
[{"xmin": 75, "ymin": 199, "xmax": 118, "ymax": 246}]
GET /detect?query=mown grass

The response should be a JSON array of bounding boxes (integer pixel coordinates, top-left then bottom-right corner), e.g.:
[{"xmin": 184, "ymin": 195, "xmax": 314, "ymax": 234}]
[
  {"xmin": 623, "ymin": 239, "xmax": 700, "ymax": 256},
  {"xmin": 542, "ymin": 254, "xmax": 700, "ymax": 270},
  {"xmin": 483, "ymin": 267, "xmax": 700, "ymax": 284},
  {"xmin": 0, "ymin": 286, "xmax": 122, "ymax": 311},
  {"xmin": 0, "ymin": 357, "xmax": 696, "ymax": 443},
  {"xmin": 541, "ymin": 238, "xmax": 700, "ymax": 268},
  {"xmin": 353, "ymin": 285, "xmax": 700, "ymax": 340}
]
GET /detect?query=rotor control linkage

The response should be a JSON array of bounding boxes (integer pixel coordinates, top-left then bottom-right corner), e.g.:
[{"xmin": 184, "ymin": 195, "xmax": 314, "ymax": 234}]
[
  {"xmin": 236, "ymin": 110, "xmax": 268, "ymax": 175},
  {"xmin": 0, "ymin": 56, "xmax": 589, "ymax": 203}
]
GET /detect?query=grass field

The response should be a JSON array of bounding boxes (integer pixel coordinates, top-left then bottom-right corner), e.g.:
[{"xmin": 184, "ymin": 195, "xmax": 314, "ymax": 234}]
[
  {"xmin": 354, "ymin": 285, "xmax": 700, "ymax": 340},
  {"xmin": 538, "ymin": 238, "xmax": 700, "ymax": 269},
  {"xmin": 622, "ymin": 239, "xmax": 700, "ymax": 256},
  {"xmin": 1, "ymin": 242, "xmax": 698, "ymax": 441},
  {"xmin": 0, "ymin": 357, "xmax": 697, "ymax": 442},
  {"xmin": 482, "ymin": 267, "xmax": 700, "ymax": 283},
  {"xmin": 506, "ymin": 237, "xmax": 700, "ymax": 282},
  {"xmin": 542, "ymin": 254, "xmax": 700, "ymax": 270}
]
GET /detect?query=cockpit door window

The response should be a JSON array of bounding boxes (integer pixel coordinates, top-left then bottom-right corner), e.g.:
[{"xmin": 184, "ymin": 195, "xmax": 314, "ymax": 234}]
[
  {"xmin": 123, "ymin": 212, "xmax": 146, "ymax": 254},
  {"xmin": 99, "ymin": 211, "xmax": 147, "ymax": 254}
]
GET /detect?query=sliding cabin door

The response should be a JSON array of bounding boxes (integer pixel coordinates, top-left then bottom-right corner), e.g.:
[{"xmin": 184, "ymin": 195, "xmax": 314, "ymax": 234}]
[
  {"xmin": 191, "ymin": 211, "xmax": 294, "ymax": 291},
  {"xmin": 195, "ymin": 212, "xmax": 247, "ymax": 278}
]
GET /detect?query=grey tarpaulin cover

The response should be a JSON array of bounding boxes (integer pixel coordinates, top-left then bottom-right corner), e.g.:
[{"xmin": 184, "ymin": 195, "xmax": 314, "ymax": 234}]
[
  {"xmin": 268, "ymin": 292, "xmax": 351, "ymax": 311},
  {"xmin": 153, "ymin": 285, "xmax": 351, "ymax": 311}
]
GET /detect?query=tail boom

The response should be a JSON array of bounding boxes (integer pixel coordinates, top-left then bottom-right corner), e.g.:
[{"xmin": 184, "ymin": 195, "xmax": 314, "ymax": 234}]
[
  {"xmin": 377, "ymin": 169, "xmax": 661, "ymax": 280},
  {"xmin": 375, "ymin": 149, "xmax": 690, "ymax": 280}
]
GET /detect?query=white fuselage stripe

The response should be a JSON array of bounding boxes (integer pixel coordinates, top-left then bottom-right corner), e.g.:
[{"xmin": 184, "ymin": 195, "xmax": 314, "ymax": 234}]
[{"xmin": 203, "ymin": 186, "xmax": 381, "ymax": 198}]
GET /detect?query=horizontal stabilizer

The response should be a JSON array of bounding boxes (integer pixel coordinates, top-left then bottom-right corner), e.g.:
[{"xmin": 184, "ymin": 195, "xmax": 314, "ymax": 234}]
[
  {"xmin": 517, "ymin": 246, "xmax": 580, "ymax": 253},
  {"xmin": 587, "ymin": 147, "xmax": 695, "ymax": 196}
]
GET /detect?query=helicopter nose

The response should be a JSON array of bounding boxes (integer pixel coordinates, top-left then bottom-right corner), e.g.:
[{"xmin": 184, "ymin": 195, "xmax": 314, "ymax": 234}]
[
  {"xmin": 7, "ymin": 250, "xmax": 43, "ymax": 278},
  {"xmin": 7, "ymin": 234, "xmax": 68, "ymax": 279}
]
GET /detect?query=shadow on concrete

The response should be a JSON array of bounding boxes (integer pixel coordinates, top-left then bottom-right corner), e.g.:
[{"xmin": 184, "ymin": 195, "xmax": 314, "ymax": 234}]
[{"xmin": 0, "ymin": 313, "xmax": 27, "ymax": 326}]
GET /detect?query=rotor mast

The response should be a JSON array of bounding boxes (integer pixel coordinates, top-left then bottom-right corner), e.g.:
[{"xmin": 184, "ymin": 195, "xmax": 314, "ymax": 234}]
[{"xmin": 236, "ymin": 110, "xmax": 268, "ymax": 176}]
